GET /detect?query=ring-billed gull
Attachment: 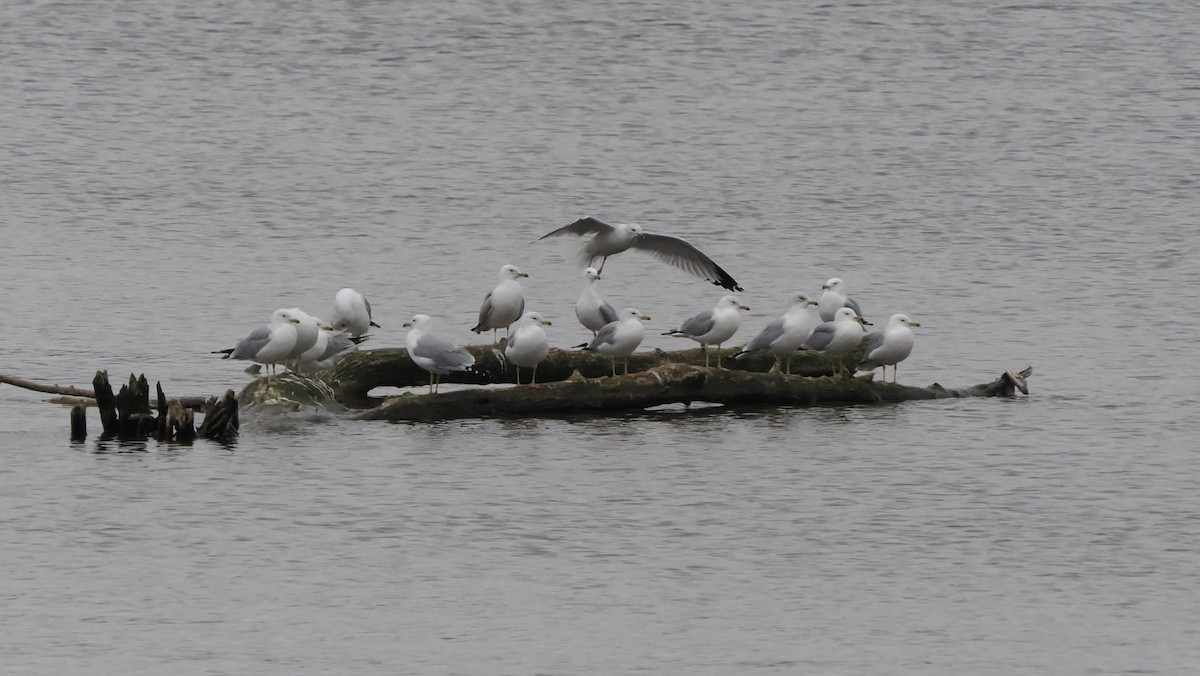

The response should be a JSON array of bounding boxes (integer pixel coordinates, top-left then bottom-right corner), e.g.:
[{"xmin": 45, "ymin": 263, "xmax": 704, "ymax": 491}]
[
  {"xmin": 576, "ymin": 267, "xmax": 618, "ymax": 337},
  {"xmin": 284, "ymin": 308, "xmax": 322, "ymax": 371},
  {"xmin": 537, "ymin": 217, "xmax": 743, "ymax": 291},
  {"xmin": 579, "ymin": 307, "xmax": 651, "ymax": 377},
  {"xmin": 404, "ymin": 314, "xmax": 477, "ymax": 394},
  {"xmin": 732, "ymin": 293, "xmax": 821, "ymax": 374},
  {"xmin": 817, "ymin": 277, "xmax": 865, "ymax": 322},
  {"xmin": 800, "ymin": 306, "xmax": 868, "ymax": 377},
  {"xmin": 215, "ymin": 308, "xmax": 302, "ymax": 378},
  {"xmin": 505, "ymin": 311, "xmax": 553, "ymax": 384},
  {"xmin": 663, "ymin": 295, "xmax": 749, "ymax": 368},
  {"xmin": 297, "ymin": 320, "xmax": 365, "ymax": 373},
  {"xmin": 330, "ymin": 288, "xmax": 380, "ymax": 337},
  {"xmin": 471, "ymin": 264, "xmax": 528, "ymax": 343},
  {"xmin": 856, "ymin": 314, "xmax": 920, "ymax": 383}
]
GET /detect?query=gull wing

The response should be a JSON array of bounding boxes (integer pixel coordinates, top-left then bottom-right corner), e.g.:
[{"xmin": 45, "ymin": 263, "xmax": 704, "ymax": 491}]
[
  {"xmin": 675, "ymin": 310, "xmax": 715, "ymax": 338},
  {"xmin": 230, "ymin": 325, "xmax": 274, "ymax": 359},
  {"xmin": 633, "ymin": 233, "xmax": 743, "ymax": 291},
  {"xmin": 536, "ymin": 217, "xmax": 615, "ymax": 241},
  {"xmin": 744, "ymin": 318, "xmax": 785, "ymax": 353},
  {"xmin": 801, "ymin": 323, "xmax": 836, "ymax": 351},
  {"xmin": 599, "ymin": 302, "xmax": 618, "ymax": 324},
  {"xmin": 472, "ymin": 292, "xmax": 494, "ymax": 333},
  {"xmin": 414, "ymin": 334, "xmax": 475, "ymax": 371},
  {"xmin": 587, "ymin": 321, "xmax": 621, "ymax": 349}
]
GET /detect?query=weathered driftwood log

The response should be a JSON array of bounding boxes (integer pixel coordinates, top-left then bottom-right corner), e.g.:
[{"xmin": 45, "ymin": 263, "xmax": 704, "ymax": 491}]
[
  {"xmin": 1, "ymin": 372, "xmax": 210, "ymax": 410},
  {"xmin": 320, "ymin": 345, "xmax": 840, "ymax": 408},
  {"xmin": 354, "ymin": 364, "xmax": 1033, "ymax": 423},
  {"xmin": 195, "ymin": 390, "xmax": 239, "ymax": 441}
]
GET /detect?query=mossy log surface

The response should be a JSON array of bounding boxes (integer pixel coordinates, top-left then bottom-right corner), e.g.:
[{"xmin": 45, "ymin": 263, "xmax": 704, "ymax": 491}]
[
  {"xmin": 319, "ymin": 345, "xmax": 838, "ymax": 408},
  {"xmin": 355, "ymin": 364, "xmax": 1032, "ymax": 423}
]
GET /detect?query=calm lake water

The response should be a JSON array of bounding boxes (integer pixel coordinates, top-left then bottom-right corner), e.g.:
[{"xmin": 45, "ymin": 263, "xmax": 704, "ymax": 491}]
[{"xmin": 3, "ymin": 0, "xmax": 1199, "ymax": 673}]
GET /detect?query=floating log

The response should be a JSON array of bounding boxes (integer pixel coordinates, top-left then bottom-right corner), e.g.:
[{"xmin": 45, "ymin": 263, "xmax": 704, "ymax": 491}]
[
  {"xmin": 355, "ymin": 364, "xmax": 1033, "ymax": 423},
  {"xmin": 320, "ymin": 345, "xmax": 838, "ymax": 408}
]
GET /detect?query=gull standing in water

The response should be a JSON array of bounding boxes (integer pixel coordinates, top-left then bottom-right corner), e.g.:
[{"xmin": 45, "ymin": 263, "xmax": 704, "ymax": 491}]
[
  {"xmin": 857, "ymin": 313, "xmax": 921, "ymax": 383},
  {"xmin": 505, "ymin": 311, "xmax": 553, "ymax": 384},
  {"xmin": 575, "ymin": 267, "xmax": 618, "ymax": 337},
  {"xmin": 471, "ymin": 264, "xmax": 528, "ymax": 343},
  {"xmin": 800, "ymin": 306, "xmax": 868, "ymax": 377},
  {"xmin": 404, "ymin": 314, "xmax": 477, "ymax": 394},
  {"xmin": 732, "ymin": 293, "xmax": 821, "ymax": 374},
  {"xmin": 537, "ymin": 217, "xmax": 743, "ymax": 291},
  {"xmin": 215, "ymin": 308, "xmax": 302, "ymax": 378},
  {"xmin": 663, "ymin": 295, "xmax": 750, "ymax": 368},
  {"xmin": 580, "ymin": 307, "xmax": 651, "ymax": 377},
  {"xmin": 817, "ymin": 277, "xmax": 864, "ymax": 322},
  {"xmin": 330, "ymin": 287, "xmax": 380, "ymax": 337}
]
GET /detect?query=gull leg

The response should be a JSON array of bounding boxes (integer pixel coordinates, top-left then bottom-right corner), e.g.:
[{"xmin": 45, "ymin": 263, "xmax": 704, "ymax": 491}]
[
  {"xmin": 597, "ymin": 256, "xmax": 608, "ymax": 274},
  {"xmin": 611, "ymin": 358, "xmax": 617, "ymax": 377},
  {"xmin": 716, "ymin": 343, "xmax": 723, "ymax": 368},
  {"xmin": 532, "ymin": 364, "xmax": 538, "ymax": 384},
  {"xmin": 703, "ymin": 345, "xmax": 709, "ymax": 368},
  {"xmin": 623, "ymin": 358, "xmax": 629, "ymax": 375},
  {"xmin": 785, "ymin": 355, "xmax": 791, "ymax": 375},
  {"xmin": 515, "ymin": 365, "xmax": 521, "ymax": 384}
]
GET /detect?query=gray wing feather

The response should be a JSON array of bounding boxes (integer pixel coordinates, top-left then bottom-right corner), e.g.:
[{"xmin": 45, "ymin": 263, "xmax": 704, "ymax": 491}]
[
  {"xmin": 801, "ymin": 323, "xmax": 836, "ymax": 351},
  {"xmin": 587, "ymin": 321, "xmax": 621, "ymax": 349},
  {"xmin": 677, "ymin": 310, "xmax": 715, "ymax": 337},
  {"xmin": 633, "ymin": 233, "xmax": 742, "ymax": 291},
  {"xmin": 230, "ymin": 326, "xmax": 273, "ymax": 359},
  {"xmin": 599, "ymin": 302, "xmax": 618, "ymax": 324},
  {"xmin": 745, "ymin": 318, "xmax": 786, "ymax": 352},
  {"xmin": 321, "ymin": 332, "xmax": 357, "ymax": 360},
  {"xmin": 414, "ymin": 334, "xmax": 474, "ymax": 371},
  {"xmin": 364, "ymin": 297, "xmax": 373, "ymax": 319},
  {"xmin": 845, "ymin": 297, "xmax": 863, "ymax": 317},
  {"xmin": 473, "ymin": 292, "xmax": 494, "ymax": 331},
  {"xmin": 537, "ymin": 217, "xmax": 615, "ymax": 241}
]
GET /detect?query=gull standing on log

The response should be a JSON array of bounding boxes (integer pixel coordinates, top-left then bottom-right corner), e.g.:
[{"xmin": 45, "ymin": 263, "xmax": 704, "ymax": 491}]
[
  {"xmin": 471, "ymin": 264, "xmax": 528, "ymax": 343},
  {"xmin": 330, "ymin": 288, "xmax": 381, "ymax": 337},
  {"xmin": 404, "ymin": 314, "xmax": 477, "ymax": 394},
  {"xmin": 817, "ymin": 277, "xmax": 864, "ymax": 322},
  {"xmin": 284, "ymin": 309, "xmax": 322, "ymax": 372},
  {"xmin": 537, "ymin": 217, "xmax": 743, "ymax": 291},
  {"xmin": 575, "ymin": 267, "xmax": 618, "ymax": 337},
  {"xmin": 856, "ymin": 313, "xmax": 921, "ymax": 383},
  {"xmin": 663, "ymin": 295, "xmax": 750, "ymax": 368},
  {"xmin": 579, "ymin": 307, "xmax": 651, "ymax": 377},
  {"xmin": 215, "ymin": 308, "xmax": 302, "ymax": 378},
  {"xmin": 732, "ymin": 293, "xmax": 821, "ymax": 374},
  {"xmin": 297, "ymin": 320, "xmax": 365, "ymax": 374},
  {"xmin": 800, "ymin": 306, "xmax": 868, "ymax": 376},
  {"xmin": 505, "ymin": 311, "xmax": 553, "ymax": 384}
]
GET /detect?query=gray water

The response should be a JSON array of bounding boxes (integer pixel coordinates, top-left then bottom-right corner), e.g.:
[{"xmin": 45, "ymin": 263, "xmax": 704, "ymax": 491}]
[{"xmin": 3, "ymin": 0, "xmax": 1199, "ymax": 673}]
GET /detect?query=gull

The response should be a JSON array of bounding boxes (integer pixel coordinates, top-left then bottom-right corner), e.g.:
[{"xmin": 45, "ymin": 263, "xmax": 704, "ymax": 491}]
[
  {"xmin": 818, "ymin": 277, "xmax": 865, "ymax": 322},
  {"xmin": 330, "ymin": 287, "xmax": 380, "ymax": 337},
  {"xmin": 732, "ymin": 293, "xmax": 821, "ymax": 374},
  {"xmin": 284, "ymin": 308, "xmax": 322, "ymax": 372},
  {"xmin": 663, "ymin": 295, "xmax": 750, "ymax": 368},
  {"xmin": 537, "ymin": 217, "xmax": 743, "ymax": 291},
  {"xmin": 579, "ymin": 307, "xmax": 651, "ymax": 377},
  {"xmin": 576, "ymin": 267, "xmax": 618, "ymax": 337},
  {"xmin": 857, "ymin": 314, "xmax": 921, "ymax": 383},
  {"xmin": 505, "ymin": 311, "xmax": 553, "ymax": 384},
  {"xmin": 297, "ymin": 320, "xmax": 366, "ymax": 373},
  {"xmin": 799, "ymin": 306, "xmax": 868, "ymax": 377},
  {"xmin": 403, "ymin": 314, "xmax": 477, "ymax": 394},
  {"xmin": 215, "ymin": 308, "xmax": 302, "ymax": 378},
  {"xmin": 471, "ymin": 264, "xmax": 528, "ymax": 343}
]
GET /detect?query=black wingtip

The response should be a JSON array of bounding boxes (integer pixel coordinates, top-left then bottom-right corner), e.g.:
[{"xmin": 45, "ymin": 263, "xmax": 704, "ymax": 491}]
[
  {"xmin": 370, "ymin": 320, "xmax": 382, "ymax": 328},
  {"xmin": 212, "ymin": 349, "xmax": 234, "ymax": 359}
]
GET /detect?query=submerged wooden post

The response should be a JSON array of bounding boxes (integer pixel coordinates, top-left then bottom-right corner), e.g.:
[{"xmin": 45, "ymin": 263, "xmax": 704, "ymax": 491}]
[
  {"xmin": 70, "ymin": 405, "xmax": 87, "ymax": 441},
  {"xmin": 196, "ymin": 390, "xmax": 239, "ymax": 441},
  {"xmin": 92, "ymin": 370, "xmax": 118, "ymax": 437}
]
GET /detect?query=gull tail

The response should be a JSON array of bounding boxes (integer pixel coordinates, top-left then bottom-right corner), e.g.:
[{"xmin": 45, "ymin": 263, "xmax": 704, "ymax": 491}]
[{"xmin": 212, "ymin": 348, "xmax": 234, "ymax": 359}]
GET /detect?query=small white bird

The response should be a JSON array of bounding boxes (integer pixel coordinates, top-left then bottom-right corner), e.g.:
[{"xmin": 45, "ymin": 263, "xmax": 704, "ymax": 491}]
[
  {"xmin": 818, "ymin": 277, "xmax": 865, "ymax": 322},
  {"xmin": 575, "ymin": 267, "xmax": 618, "ymax": 337},
  {"xmin": 732, "ymin": 293, "xmax": 821, "ymax": 374},
  {"xmin": 537, "ymin": 217, "xmax": 743, "ymax": 291},
  {"xmin": 581, "ymin": 307, "xmax": 651, "ymax": 377},
  {"xmin": 330, "ymin": 287, "xmax": 380, "ymax": 337},
  {"xmin": 403, "ymin": 314, "xmax": 477, "ymax": 394},
  {"xmin": 505, "ymin": 311, "xmax": 553, "ymax": 384},
  {"xmin": 472, "ymin": 264, "xmax": 528, "ymax": 343},
  {"xmin": 857, "ymin": 314, "xmax": 921, "ymax": 383},
  {"xmin": 663, "ymin": 295, "xmax": 750, "ymax": 368},
  {"xmin": 216, "ymin": 308, "xmax": 302, "ymax": 378},
  {"xmin": 800, "ymin": 306, "xmax": 868, "ymax": 376},
  {"xmin": 283, "ymin": 308, "xmax": 322, "ymax": 371}
]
